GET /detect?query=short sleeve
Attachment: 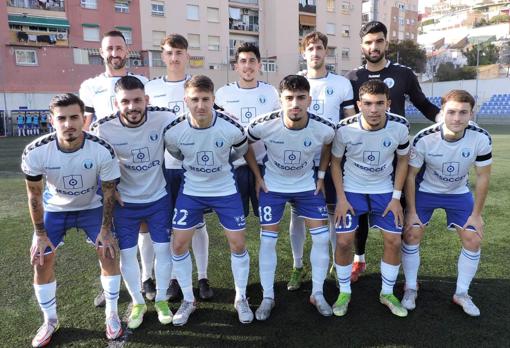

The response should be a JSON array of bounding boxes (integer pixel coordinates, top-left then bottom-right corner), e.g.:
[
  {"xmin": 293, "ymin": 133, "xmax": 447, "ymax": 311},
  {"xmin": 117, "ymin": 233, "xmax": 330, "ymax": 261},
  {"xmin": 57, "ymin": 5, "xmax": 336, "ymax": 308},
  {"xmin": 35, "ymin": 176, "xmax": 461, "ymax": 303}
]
[
  {"xmin": 98, "ymin": 146, "xmax": 121, "ymax": 182},
  {"xmin": 79, "ymin": 79, "xmax": 95, "ymax": 114},
  {"xmin": 21, "ymin": 146, "xmax": 43, "ymax": 177},
  {"xmin": 475, "ymin": 133, "xmax": 492, "ymax": 167},
  {"xmin": 409, "ymin": 137, "xmax": 425, "ymax": 169},
  {"xmin": 396, "ymin": 126, "xmax": 410, "ymax": 156},
  {"xmin": 331, "ymin": 128, "xmax": 346, "ymax": 158}
]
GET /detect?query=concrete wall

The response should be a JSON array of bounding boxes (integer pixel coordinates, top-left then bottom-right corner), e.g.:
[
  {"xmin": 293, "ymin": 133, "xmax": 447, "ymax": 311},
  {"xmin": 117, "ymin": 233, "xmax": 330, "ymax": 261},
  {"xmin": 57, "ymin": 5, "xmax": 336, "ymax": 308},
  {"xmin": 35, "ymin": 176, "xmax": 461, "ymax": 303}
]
[{"xmin": 420, "ymin": 77, "xmax": 510, "ymax": 102}]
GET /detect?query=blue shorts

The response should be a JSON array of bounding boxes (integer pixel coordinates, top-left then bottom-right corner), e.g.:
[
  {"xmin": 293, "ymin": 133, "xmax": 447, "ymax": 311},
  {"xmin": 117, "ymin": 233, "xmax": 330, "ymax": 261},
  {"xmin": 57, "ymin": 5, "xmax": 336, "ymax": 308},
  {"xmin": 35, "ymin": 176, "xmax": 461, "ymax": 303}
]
[
  {"xmin": 235, "ymin": 164, "xmax": 264, "ymax": 217},
  {"xmin": 173, "ymin": 192, "xmax": 246, "ymax": 231},
  {"xmin": 323, "ymin": 167, "xmax": 336, "ymax": 206},
  {"xmin": 25, "ymin": 124, "xmax": 32, "ymax": 129},
  {"xmin": 259, "ymin": 190, "xmax": 328, "ymax": 226},
  {"xmin": 18, "ymin": 124, "xmax": 24, "ymax": 129},
  {"xmin": 416, "ymin": 191, "xmax": 475, "ymax": 231},
  {"xmin": 40, "ymin": 206, "xmax": 103, "ymax": 254},
  {"xmin": 335, "ymin": 192, "xmax": 402, "ymax": 234},
  {"xmin": 163, "ymin": 168, "xmax": 184, "ymax": 208},
  {"xmin": 113, "ymin": 195, "xmax": 171, "ymax": 249}
]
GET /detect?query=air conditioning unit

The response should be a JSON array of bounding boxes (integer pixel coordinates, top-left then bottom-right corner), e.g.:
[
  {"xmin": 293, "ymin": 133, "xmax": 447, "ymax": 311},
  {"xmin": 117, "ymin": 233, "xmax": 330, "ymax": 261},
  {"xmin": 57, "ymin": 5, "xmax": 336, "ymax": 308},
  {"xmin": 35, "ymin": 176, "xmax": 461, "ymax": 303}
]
[{"xmin": 131, "ymin": 59, "xmax": 142, "ymax": 66}]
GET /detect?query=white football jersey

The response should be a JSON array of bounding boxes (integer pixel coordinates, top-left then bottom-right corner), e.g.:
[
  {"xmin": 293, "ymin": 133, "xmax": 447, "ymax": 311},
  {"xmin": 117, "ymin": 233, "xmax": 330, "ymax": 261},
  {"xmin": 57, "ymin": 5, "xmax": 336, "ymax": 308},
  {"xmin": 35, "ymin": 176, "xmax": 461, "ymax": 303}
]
[
  {"xmin": 79, "ymin": 72, "xmax": 149, "ymax": 119},
  {"xmin": 164, "ymin": 110, "xmax": 248, "ymax": 197},
  {"xmin": 21, "ymin": 132, "xmax": 120, "ymax": 212},
  {"xmin": 332, "ymin": 113, "xmax": 410, "ymax": 194},
  {"xmin": 145, "ymin": 74, "xmax": 191, "ymax": 170},
  {"xmin": 215, "ymin": 81, "xmax": 280, "ymax": 167},
  {"xmin": 410, "ymin": 123, "xmax": 492, "ymax": 194},
  {"xmin": 90, "ymin": 107, "xmax": 175, "ymax": 203},
  {"xmin": 248, "ymin": 111, "xmax": 336, "ymax": 193}
]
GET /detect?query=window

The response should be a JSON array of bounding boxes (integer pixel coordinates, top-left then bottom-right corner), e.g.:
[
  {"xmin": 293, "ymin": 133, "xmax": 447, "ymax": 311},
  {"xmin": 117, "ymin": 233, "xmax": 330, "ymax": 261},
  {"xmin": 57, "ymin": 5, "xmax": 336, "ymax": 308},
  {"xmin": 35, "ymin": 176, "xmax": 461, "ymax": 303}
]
[
  {"xmin": 327, "ymin": 47, "xmax": 336, "ymax": 57},
  {"xmin": 187, "ymin": 4, "xmax": 199, "ymax": 20},
  {"xmin": 326, "ymin": 23, "xmax": 336, "ymax": 35},
  {"xmin": 399, "ymin": 17, "xmax": 404, "ymax": 25},
  {"xmin": 341, "ymin": 47, "xmax": 350, "ymax": 59},
  {"xmin": 341, "ymin": 1, "xmax": 350, "ymax": 10},
  {"xmin": 150, "ymin": 51, "xmax": 165, "ymax": 67},
  {"xmin": 411, "ymin": 33, "xmax": 415, "ymax": 39},
  {"xmin": 398, "ymin": 3, "xmax": 405, "ymax": 11},
  {"xmin": 152, "ymin": 2, "xmax": 164, "ymax": 16},
  {"xmin": 327, "ymin": 0, "xmax": 335, "ymax": 12},
  {"xmin": 406, "ymin": 18, "xmax": 410, "ymax": 25},
  {"xmin": 261, "ymin": 59, "xmax": 277, "ymax": 72},
  {"xmin": 80, "ymin": 0, "xmax": 97, "ymax": 9},
  {"xmin": 15, "ymin": 49, "xmax": 37, "ymax": 65},
  {"xmin": 118, "ymin": 29, "xmax": 132, "ymax": 44},
  {"xmin": 392, "ymin": 30, "xmax": 397, "ymax": 37},
  {"xmin": 207, "ymin": 7, "xmax": 219, "ymax": 22},
  {"xmin": 152, "ymin": 30, "xmax": 166, "ymax": 47},
  {"xmin": 89, "ymin": 55, "xmax": 102, "ymax": 65},
  {"xmin": 208, "ymin": 35, "xmax": 220, "ymax": 51},
  {"xmin": 114, "ymin": 1, "xmax": 129, "ymax": 13},
  {"xmin": 83, "ymin": 25, "xmax": 100, "ymax": 41},
  {"xmin": 411, "ymin": 19, "xmax": 415, "ymax": 24},
  {"xmin": 188, "ymin": 34, "xmax": 200, "ymax": 49},
  {"xmin": 342, "ymin": 25, "xmax": 350, "ymax": 37}
]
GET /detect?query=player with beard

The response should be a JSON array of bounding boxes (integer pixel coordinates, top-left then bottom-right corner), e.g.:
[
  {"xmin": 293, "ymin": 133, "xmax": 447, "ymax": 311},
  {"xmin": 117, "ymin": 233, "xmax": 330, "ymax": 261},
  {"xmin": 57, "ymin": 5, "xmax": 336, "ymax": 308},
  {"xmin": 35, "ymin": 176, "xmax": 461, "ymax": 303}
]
[
  {"xmin": 80, "ymin": 31, "xmax": 154, "ymax": 307},
  {"xmin": 145, "ymin": 34, "xmax": 213, "ymax": 302},
  {"xmin": 90, "ymin": 76, "xmax": 174, "ymax": 329},
  {"xmin": 215, "ymin": 42, "xmax": 280, "ymax": 224},
  {"xmin": 287, "ymin": 32, "xmax": 355, "ymax": 292},
  {"xmin": 345, "ymin": 22, "xmax": 440, "ymax": 282}
]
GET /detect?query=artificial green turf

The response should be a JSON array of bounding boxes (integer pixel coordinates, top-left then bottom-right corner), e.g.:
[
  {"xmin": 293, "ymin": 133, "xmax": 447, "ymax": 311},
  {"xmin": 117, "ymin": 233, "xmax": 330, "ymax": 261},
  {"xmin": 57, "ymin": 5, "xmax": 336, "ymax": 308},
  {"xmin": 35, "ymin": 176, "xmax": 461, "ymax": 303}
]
[{"xmin": 1, "ymin": 126, "xmax": 509, "ymax": 347}]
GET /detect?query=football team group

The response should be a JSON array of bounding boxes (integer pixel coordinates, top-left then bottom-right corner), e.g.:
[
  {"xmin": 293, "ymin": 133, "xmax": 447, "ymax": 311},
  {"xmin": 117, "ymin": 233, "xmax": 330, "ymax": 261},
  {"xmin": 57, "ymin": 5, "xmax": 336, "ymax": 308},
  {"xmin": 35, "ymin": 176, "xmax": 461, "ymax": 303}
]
[{"xmin": 21, "ymin": 21, "xmax": 492, "ymax": 347}]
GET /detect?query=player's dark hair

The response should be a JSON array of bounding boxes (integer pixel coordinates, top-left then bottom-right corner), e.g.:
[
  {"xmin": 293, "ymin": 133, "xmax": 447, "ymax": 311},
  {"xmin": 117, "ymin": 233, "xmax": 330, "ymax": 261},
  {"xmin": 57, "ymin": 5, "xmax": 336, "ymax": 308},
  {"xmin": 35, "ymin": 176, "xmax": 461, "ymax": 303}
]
[
  {"xmin": 184, "ymin": 75, "xmax": 214, "ymax": 93},
  {"xmin": 441, "ymin": 90, "xmax": 475, "ymax": 110},
  {"xmin": 235, "ymin": 42, "xmax": 261, "ymax": 62},
  {"xmin": 160, "ymin": 33, "xmax": 188, "ymax": 50},
  {"xmin": 102, "ymin": 30, "xmax": 126, "ymax": 43},
  {"xmin": 301, "ymin": 31, "xmax": 328, "ymax": 51},
  {"xmin": 359, "ymin": 21, "xmax": 388, "ymax": 39},
  {"xmin": 279, "ymin": 75, "xmax": 310, "ymax": 93},
  {"xmin": 358, "ymin": 80, "xmax": 390, "ymax": 99},
  {"xmin": 49, "ymin": 93, "xmax": 85, "ymax": 115},
  {"xmin": 114, "ymin": 76, "xmax": 145, "ymax": 93}
]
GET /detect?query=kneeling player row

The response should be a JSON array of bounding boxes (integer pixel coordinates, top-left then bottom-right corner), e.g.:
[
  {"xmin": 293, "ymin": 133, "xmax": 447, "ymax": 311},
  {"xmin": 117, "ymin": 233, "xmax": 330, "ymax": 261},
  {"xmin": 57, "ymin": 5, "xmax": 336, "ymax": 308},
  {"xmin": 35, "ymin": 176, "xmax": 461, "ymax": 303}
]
[{"xmin": 22, "ymin": 76, "xmax": 491, "ymax": 347}]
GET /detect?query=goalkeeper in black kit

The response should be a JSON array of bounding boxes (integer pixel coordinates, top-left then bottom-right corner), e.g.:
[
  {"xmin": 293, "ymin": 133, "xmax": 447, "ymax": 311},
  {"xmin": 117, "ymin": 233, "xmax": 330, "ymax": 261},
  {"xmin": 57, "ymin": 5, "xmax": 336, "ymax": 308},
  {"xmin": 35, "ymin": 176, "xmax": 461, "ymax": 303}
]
[{"xmin": 345, "ymin": 21, "xmax": 440, "ymax": 282}]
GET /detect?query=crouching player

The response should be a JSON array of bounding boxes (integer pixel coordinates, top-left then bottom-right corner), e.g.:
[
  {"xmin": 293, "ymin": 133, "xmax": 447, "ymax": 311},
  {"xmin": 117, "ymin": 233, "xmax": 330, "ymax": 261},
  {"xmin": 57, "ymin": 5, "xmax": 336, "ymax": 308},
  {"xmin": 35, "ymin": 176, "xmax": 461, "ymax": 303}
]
[
  {"xmin": 248, "ymin": 75, "xmax": 335, "ymax": 320},
  {"xmin": 22, "ymin": 93, "xmax": 123, "ymax": 347},
  {"xmin": 401, "ymin": 90, "xmax": 492, "ymax": 316},
  {"xmin": 164, "ymin": 75, "xmax": 254, "ymax": 325},
  {"xmin": 331, "ymin": 80, "xmax": 410, "ymax": 317}
]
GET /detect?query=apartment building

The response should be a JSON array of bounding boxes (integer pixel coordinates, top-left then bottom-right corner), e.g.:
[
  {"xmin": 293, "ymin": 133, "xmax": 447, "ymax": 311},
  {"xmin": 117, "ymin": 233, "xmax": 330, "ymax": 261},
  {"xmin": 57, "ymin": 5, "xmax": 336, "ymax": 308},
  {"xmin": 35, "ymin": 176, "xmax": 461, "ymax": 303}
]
[
  {"xmin": 139, "ymin": 0, "xmax": 361, "ymax": 87},
  {"xmin": 362, "ymin": 0, "xmax": 419, "ymax": 42}
]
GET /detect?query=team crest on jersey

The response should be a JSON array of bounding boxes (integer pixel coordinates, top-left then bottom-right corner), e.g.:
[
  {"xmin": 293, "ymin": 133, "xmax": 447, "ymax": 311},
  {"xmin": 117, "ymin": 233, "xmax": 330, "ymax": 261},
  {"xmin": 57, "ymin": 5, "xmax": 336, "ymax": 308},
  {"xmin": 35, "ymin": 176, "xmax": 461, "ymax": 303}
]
[
  {"xmin": 326, "ymin": 87, "xmax": 334, "ymax": 95},
  {"xmin": 63, "ymin": 175, "xmax": 83, "ymax": 189},
  {"xmin": 258, "ymin": 95, "xmax": 266, "ymax": 104},
  {"xmin": 461, "ymin": 148, "xmax": 471, "ymax": 158},
  {"xmin": 382, "ymin": 138, "xmax": 392, "ymax": 148},
  {"xmin": 215, "ymin": 138, "xmax": 225, "ymax": 148},
  {"xmin": 304, "ymin": 138, "xmax": 312, "ymax": 147},
  {"xmin": 83, "ymin": 159, "xmax": 94, "ymax": 170},
  {"xmin": 383, "ymin": 78, "xmax": 395, "ymax": 89},
  {"xmin": 149, "ymin": 131, "xmax": 159, "ymax": 142}
]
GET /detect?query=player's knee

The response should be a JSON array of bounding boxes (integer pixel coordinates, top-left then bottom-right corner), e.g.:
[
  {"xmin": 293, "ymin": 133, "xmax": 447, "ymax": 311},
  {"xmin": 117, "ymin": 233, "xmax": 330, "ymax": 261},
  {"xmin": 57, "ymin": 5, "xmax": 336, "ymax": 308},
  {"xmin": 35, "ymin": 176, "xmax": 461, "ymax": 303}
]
[
  {"xmin": 228, "ymin": 237, "xmax": 246, "ymax": 254},
  {"xmin": 336, "ymin": 235, "xmax": 353, "ymax": 253},
  {"xmin": 99, "ymin": 255, "xmax": 119, "ymax": 274},
  {"xmin": 384, "ymin": 234, "xmax": 402, "ymax": 251},
  {"xmin": 461, "ymin": 234, "xmax": 481, "ymax": 251},
  {"xmin": 403, "ymin": 228, "xmax": 421, "ymax": 244}
]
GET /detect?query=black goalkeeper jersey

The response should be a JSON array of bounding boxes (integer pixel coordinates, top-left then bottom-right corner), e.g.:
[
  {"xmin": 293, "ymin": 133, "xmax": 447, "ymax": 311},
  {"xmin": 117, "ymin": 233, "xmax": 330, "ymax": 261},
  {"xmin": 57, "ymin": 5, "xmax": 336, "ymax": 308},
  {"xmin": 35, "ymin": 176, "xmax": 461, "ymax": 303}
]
[{"xmin": 346, "ymin": 60, "xmax": 439, "ymax": 122}]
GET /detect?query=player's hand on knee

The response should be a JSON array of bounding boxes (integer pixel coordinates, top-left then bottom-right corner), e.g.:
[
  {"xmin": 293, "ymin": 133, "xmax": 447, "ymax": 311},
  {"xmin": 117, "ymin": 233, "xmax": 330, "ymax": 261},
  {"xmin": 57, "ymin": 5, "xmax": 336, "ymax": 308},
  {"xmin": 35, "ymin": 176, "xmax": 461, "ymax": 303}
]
[
  {"xmin": 96, "ymin": 227, "xmax": 116, "ymax": 259},
  {"xmin": 383, "ymin": 199, "xmax": 404, "ymax": 228},
  {"xmin": 463, "ymin": 214, "xmax": 484, "ymax": 240},
  {"xmin": 30, "ymin": 233, "xmax": 55, "ymax": 266},
  {"xmin": 404, "ymin": 212, "xmax": 424, "ymax": 230}
]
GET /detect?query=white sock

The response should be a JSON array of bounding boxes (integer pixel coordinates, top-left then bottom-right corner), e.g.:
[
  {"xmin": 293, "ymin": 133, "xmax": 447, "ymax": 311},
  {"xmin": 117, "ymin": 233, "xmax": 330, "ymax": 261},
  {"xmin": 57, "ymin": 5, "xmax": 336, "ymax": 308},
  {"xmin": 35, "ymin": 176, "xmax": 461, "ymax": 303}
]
[
  {"xmin": 231, "ymin": 249, "xmax": 250, "ymax": 302},
  {"xmin": 401, "ymin": 242, "xmax": 420, "ymax": 290},
  {"xmin": 192, "ymin": 222, "xmax": 209, "ymax": 280},
  {"xmin": 100, "ymin": 275, "xmax": 120, "ymax": 316},
  {"xmin": 310, "ymin": 225, "xmax": 330, "ymax": 296},
  {"xmin": 335, "ymin": 263, "xmax": 352, "ymax": 294},
  {"xmin": 456, "ymin": 248, "xmax": 481, "ymax": 294},
  {"xmin": 289, "ymin": 210, "xmax": 306, "ymax": 269},
  {"xmin": 138, "ymin": 233, "xmax": 154, "ymax": 282},
  {"xmin": 172, "ymin": 251, "xmax": 194, "ymax": 302},
  {"xmin": 354, "ymin": 254, "xmax": 365, "ymax": 263},
  {"xmin": 328, "ymin": 214, "xmax": 337, "ymax": 255},
  {"xmin": 120, "ymin": 246, "xmax": 145, "ymax": 305},
  {"xmin": 153, "ymin": 242, "xmax": 172, "ymax": 302},
  {"xmin": 34, "ymin": 281, "xmax": 57, "ymax": 322},
  {"xmin": 259, "ymin": 230, "xmax": 278, "ymax": 299},
  {"xmin": 380, "ymin": 260, "xmax": 400, "ymax": 295}
]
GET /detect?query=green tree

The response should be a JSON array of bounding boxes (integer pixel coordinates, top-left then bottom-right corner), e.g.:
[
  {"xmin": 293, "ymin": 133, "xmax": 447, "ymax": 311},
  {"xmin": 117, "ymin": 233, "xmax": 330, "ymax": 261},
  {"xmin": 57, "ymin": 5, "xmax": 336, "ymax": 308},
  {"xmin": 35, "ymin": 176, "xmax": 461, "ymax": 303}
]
[
  {"xmin": 435, "ymin": 62, "xmax": 477, "ymax": 81},
  {"xmin": 464, "ymin": 43, "xmax": 499, "ymax": 66},
  {"xmin": 387, "ymin": 40, "xmax": 427, "ymax": 73}
]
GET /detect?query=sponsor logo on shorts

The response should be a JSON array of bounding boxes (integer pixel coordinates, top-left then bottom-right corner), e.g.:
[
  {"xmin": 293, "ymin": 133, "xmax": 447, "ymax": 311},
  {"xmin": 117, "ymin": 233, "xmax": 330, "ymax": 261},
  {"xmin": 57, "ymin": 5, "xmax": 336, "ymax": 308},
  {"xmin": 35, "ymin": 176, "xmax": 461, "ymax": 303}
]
[{"xmin": 234, "ymin": 215, "xmax": 246, "ymax": 226}]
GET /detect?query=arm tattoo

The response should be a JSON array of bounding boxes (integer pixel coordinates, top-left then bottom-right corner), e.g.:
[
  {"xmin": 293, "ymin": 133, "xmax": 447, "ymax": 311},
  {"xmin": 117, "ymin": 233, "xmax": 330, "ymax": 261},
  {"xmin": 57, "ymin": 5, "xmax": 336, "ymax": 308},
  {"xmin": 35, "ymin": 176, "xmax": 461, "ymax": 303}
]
[{"xmin": 101, "ymin": 180, "xmax": 116, "ymax": 228}]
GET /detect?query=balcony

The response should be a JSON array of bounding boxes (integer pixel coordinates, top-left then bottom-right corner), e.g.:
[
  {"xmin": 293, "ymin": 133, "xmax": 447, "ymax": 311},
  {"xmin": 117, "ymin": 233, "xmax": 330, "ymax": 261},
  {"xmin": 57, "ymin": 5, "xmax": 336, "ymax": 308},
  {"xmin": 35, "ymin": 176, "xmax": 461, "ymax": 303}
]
[
  {"xmin": 8, "ymin": 0, "xmax": 65, "ymax": 11},
  {"xmin": 299, "ymin": 25, "xmax": 315, "ymax": 38},
  {"xmin": 229, "ymin": 0, "xmax": 258, "ymax": 5},
  {"xmin": 299, "ymin": 2, "xmax": 316, "ymax": 14},
  {"xmin": 229, "ymin": 21, "xmax": 259, "ymax": 33}
]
